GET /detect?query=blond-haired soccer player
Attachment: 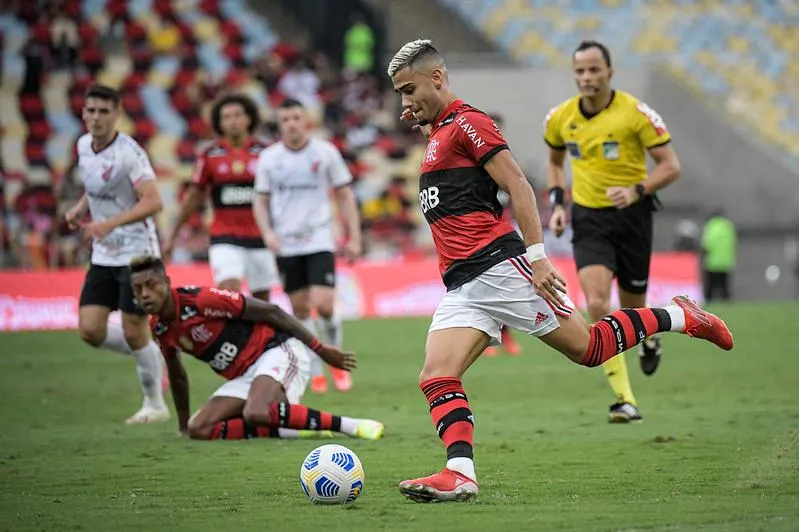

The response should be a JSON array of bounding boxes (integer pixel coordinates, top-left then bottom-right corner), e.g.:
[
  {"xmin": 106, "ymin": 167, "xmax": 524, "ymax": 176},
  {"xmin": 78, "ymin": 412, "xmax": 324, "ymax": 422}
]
[
  {"xmin": 544, "ymin": 41, "xmax": 682, "ymax": 423},
  {"xmin": 388, "ymin": 38, "xmax": 731, "ymax": 502}
]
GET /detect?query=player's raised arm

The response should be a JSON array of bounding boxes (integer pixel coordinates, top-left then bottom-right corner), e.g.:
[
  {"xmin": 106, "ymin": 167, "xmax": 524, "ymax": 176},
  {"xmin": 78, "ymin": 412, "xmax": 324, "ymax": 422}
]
[{"xmin": 240, "ymin": 297, "xmax": 356, "ymax": 371}]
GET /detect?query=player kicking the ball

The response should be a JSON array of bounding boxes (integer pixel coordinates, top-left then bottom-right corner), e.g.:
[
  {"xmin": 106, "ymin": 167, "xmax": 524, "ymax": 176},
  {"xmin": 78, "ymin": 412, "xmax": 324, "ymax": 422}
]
[
  {"xmin": 129, "ymin": 255, "xmax": 384, "ymax": 441},
  {"xmin": 387, "ymin": 39, "xmax": 733, "ymax": 503}
]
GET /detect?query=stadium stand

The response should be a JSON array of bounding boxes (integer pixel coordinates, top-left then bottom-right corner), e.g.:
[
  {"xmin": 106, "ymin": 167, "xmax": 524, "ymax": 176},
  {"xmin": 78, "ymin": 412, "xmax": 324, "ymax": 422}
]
[
  {"xmin": 0, "ymin": 0, "xmax": 433, "ymax": 269},
  {"xmin": 439, "ymin": 0, "xmax": 799, "ymax": 162}
]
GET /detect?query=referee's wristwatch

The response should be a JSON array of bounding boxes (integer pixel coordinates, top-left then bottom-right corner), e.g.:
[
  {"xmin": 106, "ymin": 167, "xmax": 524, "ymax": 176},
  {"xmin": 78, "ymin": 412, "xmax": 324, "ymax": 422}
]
[{"xmin": 634, "ymin": 183, "xmax": 647, "ymax": 200}]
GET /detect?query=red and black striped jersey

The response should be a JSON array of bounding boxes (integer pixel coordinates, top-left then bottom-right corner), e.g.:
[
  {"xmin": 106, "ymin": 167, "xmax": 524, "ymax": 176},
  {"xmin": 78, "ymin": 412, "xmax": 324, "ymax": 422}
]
[
  {"xmin": 419, "ymin": 100, "xmax": 525, "ymax": 290},
  {"xmin": 192, "ymin": 137, "xmax": 269, "ymax": 248},
  {"xmin": 149, "ymin": 286, "xmax": 289, "ymax": 380}
]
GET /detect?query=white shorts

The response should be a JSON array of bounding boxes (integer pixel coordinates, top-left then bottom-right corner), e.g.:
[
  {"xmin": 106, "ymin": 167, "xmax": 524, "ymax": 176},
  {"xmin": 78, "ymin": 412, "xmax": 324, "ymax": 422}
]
[
  {"xmin": 429, "ymin": 256, "xmax": 576, "ymax": 345},
  {"xmin": 211, "ymin": 338, "xmax": 312, "ymax": 403},
  {"xmin": 208, "ymin": 244, "xmax": 279, "ymax": 293}
]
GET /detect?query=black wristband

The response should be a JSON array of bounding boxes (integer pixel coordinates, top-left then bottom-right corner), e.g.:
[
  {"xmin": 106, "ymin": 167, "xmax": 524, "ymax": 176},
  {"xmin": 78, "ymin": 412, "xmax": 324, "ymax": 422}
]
[
  {"xmin": 548, "ymin": 186, "xmax": 565, "ymax": 207},
  {"xmin": 635, "ymin": 183, "xmax": 647, "ymax": 199}
]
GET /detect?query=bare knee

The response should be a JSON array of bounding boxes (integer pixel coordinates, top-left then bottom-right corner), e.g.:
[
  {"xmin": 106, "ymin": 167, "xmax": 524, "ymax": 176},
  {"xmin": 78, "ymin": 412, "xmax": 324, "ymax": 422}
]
[
  {"xmin": 122, "ymin": 317, "xmax": 148, "ymax": 350},
  {"xmin": 316, "ymin": 301, "xmax": 334, "ymax": 319},
  {"xmin": 79, "ymin": 324, "xmax": 106, "ymax": 347},
  {"xmin": 242, "ymin": 405, "xmax": 271, "ymax": 426},
  {"xmin": 585, "ymin": 294, "xmax": 611, "ymax": 321},
  {"xmin": 186, "ymin": 418, "xmax": 213, "ymax": 440}
]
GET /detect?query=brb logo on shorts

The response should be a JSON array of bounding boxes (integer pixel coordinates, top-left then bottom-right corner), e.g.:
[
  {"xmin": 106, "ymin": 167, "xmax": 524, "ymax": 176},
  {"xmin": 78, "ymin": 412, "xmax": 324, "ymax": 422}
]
[{"xmin": 419, "ymin": 186, "xmax": 440, "ymax": 214}]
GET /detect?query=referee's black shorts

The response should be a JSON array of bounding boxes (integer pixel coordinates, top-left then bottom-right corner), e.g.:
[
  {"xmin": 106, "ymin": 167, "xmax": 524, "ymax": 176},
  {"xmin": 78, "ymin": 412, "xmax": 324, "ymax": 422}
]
[{"xmin": 571, "ymin": 198, "xmax": 655, "ymax": 294}]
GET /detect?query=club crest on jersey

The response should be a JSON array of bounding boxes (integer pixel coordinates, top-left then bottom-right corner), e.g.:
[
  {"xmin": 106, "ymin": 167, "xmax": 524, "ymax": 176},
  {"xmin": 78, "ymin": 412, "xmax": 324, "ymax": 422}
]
[
  {"xmin": 218, "ymin": 163, "xmax": 230, "ymax": 174},
  {"xmin": 101, "ymin": 166, "xmax": 113, "ymax": 182},
  {"xmin": 424, "ymin": 139, "xmax": 439, "ymax": 163},
  {"xmin": 232, "ymin": 160, "xmax": 245, "ymax": 175},
  {"xmin": 603, "ymin": 142, "xmax": 620, "ymax": 160},
  {"xmin": 191, "ymin": 324, "xmax": 213, "ymax": 343},
  {"xmin": 310, "ymin": 160, "xmax": 321, "ymax": 174}
]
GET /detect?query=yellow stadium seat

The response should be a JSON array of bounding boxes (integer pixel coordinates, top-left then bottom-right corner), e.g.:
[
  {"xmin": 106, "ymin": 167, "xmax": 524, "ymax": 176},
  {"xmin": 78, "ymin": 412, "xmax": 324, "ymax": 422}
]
[{"xmin": 193, "ymin": 18, "xmax": 219, "ymax": 43}]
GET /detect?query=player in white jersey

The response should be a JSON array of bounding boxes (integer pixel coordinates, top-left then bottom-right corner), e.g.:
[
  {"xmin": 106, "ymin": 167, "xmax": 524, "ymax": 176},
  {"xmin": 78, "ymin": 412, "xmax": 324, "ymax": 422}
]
[
  {"xmin": 253, "ymin": 98, "xmax": 362, "ymax": 393},
  {"xmin": 64, "ymin": 84, "xmax": 169, "ymax": 425}
]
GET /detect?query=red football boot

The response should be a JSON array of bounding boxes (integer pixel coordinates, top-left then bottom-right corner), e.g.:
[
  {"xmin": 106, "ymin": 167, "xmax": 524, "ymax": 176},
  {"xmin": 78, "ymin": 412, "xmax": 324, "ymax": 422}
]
[
  {"xmin": 672, "ymin": 296, "xmax": 733, "ymax": 351},
  {"xmin": 398, "ymin": 468, "xmax": 478, "ymax": 503}
]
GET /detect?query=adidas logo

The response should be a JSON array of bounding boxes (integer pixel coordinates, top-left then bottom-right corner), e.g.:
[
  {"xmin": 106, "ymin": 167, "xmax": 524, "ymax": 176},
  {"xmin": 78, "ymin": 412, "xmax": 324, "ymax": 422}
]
[{"xmin": 535, "ymin": 312, "xmax": 549, "ymax": 326}]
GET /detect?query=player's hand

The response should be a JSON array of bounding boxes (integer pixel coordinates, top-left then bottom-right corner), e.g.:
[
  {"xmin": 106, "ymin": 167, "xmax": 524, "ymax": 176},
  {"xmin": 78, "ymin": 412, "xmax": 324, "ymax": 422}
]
[
  {"xmin": 82, "ymin": 220, "xmax": 115, "ymax": 240},
  {"xmin": 262, "ymin": 231, "xmax": 281, "ymax": 253},
  {"xmin": 549, "ymin": 206, "xmax": 567, "ymax": 237},
  {"xmin": 401, "ymin": 109, "xmax": 432, "ymax": 138},
  {"xmin": 606, "ymin": 186, "xmax": 639, "ymax": 209},
  {"xmin": 343, "ymin": 238, "xmax": 362, "ymax": 263},
  {"xmin": 529, "ymin": 257, "xmax": 568, "ymax": 307},
  {"xmin": 65, "ymin": 205, "xmax": 84, "ymax": 231},
  {"xmin": 316, "ymin": 344, "xmax": 357, "ymax": 371}
]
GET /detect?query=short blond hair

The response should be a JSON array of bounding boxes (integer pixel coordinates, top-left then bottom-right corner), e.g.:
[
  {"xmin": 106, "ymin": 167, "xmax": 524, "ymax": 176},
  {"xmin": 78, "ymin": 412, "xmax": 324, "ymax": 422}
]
[{"xmin": 386, "ymin": 39, "xmax": 445, "ymax": 78}]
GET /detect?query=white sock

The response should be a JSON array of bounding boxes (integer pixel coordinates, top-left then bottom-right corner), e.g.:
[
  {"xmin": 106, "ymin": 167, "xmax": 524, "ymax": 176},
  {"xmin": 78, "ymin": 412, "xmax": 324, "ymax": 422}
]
[
  {"xmin": 665, "ymin": 305, "xmax": 686, "ymax": 332},
  {"xmin": 302, "ymin": 318, "xmax": 325, "ymax": 378},
  {"xmin": 339, "ymin": 416, "xmax": 358, "ymax": 436},
  {"xmin": 100, "ymin": 323, "xmax": 131, "ymax": 354},
  {"xmin": 447, "ymin": 457, "xmax": 477, "ymax": 482},
  {"xmin": 131, "ymin": 341, "xmax": 166, "ymax": 408},
  {"xmin": 318, "ymin": 314, "xmax": 342, "ymax": 347}
]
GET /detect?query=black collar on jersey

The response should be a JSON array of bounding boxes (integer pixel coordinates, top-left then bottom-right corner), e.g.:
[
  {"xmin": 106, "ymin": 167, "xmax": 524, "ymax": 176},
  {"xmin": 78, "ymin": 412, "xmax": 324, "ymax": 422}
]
[
  {"xmin": 579, "ymin": 90, "xmax": 616, "ymax": 120},
  {"xmin": 433, "ymin": 98, "xmax": 466, "ymax": 131},
  {"xmin": 91, "ymin": 131, "xmax": 119, "ymax": 154}
]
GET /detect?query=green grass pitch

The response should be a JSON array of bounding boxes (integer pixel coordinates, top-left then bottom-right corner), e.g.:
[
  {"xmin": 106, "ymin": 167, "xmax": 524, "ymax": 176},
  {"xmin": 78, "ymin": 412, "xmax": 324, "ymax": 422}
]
[{"xmin": 1, "ymin": 302, "xmax": 797, "ymax": 531}]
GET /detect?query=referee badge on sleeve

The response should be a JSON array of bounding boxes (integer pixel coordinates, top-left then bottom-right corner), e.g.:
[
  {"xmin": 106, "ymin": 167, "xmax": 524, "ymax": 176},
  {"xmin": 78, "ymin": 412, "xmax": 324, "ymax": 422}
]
[{"xmin": 603, "ymin": 142, "xmax": 620, "ymax": 160}]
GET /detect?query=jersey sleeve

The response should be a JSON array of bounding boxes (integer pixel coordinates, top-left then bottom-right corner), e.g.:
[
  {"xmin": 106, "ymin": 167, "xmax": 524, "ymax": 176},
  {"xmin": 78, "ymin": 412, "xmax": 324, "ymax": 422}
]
[
  {"xmin": 195, "ymin": 287, "xmax": 246, "ymax": 319},
  {"xmin": 326, "ymin": 144, "xmax": 353, "ymax": 188},
  {"xmin": 456, "ymin": 111, "xmax": 509, "ymax": 166},
  {"xmin": 634, "ymin": 101, "xmax": 671, "ymax": 148},
  {"xmin": 543, "ymin": 105, "xmax": 565, "ymax": 150},
  {"xmin": 190, "ymin": 149, "xmax": 212, "ymax": 187},
  {"xmin": 126, "ymin": 140, "xmax": 157, "ymax": 188},
  {"xmin": 254, "ymin": 151, "xmax": 271, "ymax": 194}
]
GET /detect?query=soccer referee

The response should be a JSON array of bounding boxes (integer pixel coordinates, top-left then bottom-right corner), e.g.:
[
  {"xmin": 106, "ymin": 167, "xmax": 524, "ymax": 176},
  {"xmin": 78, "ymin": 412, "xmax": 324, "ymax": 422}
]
[{"xmin": 543, "ymin": 41, "xmax": 681, "ymax": 423}]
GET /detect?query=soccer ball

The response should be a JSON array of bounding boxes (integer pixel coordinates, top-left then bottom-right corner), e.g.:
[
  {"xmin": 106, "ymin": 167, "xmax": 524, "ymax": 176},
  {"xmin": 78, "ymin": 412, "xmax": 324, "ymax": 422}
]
[{"xmin": 299, "ymin": 444, "xmax": 365, "ymax": 505}]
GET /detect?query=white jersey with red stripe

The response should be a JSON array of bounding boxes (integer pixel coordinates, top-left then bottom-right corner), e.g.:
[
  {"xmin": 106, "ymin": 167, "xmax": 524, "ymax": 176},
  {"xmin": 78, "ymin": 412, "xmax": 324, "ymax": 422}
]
[{"xmin": 77, "ymin": 132, "xmax": 160, "ymax": 266}]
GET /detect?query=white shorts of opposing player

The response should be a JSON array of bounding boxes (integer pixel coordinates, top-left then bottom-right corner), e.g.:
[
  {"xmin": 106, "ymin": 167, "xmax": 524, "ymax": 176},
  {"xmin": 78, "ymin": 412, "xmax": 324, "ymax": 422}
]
[
  {"xmin": 212, "ymin": 337, "xmax": 312, "ymax": 403},
  {"xmin": 208, "ymin": 244, "xmax": 280, "ymax": 293},
  {"xmin": 429, "ymin": 256, "xmax": 576, "ymax": 344}
]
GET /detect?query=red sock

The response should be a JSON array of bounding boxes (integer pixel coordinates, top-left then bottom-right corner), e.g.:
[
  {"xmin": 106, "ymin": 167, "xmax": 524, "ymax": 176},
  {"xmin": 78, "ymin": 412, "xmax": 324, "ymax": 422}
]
[
  {"xmin": 208, "ymin": 418, "xmax": 278, "ymax": 440},
  {"xmin": 267, "ymin": 402, "xmax": 341, "ymax": 431},
  {"xmin": 501, "ymin": 327, "xmax": 512, "ymax": 344},
  {"xmin": 581, "ymin": 307, "xmax": 672, "ymax": 367},
  {"xmin": 420, "ymin": 377, "xmax": 474, "ymax": 460}
]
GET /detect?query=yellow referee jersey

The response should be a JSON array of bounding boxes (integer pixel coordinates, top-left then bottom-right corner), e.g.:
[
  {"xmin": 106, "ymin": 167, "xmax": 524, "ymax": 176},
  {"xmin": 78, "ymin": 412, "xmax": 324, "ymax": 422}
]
[{"xmin": 543, "ymin": 90, "xmax": 671, "ymax": 209}]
